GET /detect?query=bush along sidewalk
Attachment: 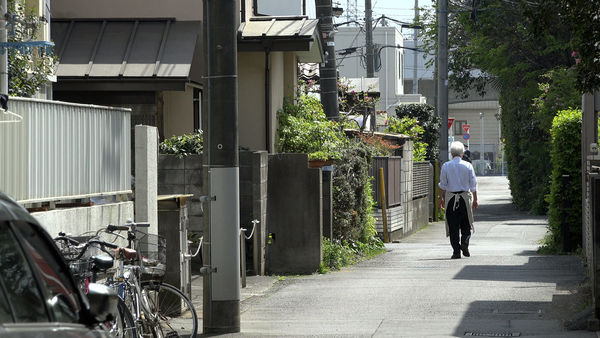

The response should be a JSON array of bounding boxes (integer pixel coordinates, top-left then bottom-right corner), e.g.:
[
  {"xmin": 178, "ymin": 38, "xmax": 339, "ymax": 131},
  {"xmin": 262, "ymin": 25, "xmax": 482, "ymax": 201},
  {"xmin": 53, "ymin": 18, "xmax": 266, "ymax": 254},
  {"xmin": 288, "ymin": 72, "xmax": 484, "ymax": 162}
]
[
  {"xmin": 540, "ymin": 108, "xmax": 582, "ymax": 254},
  {"xmin": 320, "ymin": 140, "xmax": 386, "ymax": 273}
]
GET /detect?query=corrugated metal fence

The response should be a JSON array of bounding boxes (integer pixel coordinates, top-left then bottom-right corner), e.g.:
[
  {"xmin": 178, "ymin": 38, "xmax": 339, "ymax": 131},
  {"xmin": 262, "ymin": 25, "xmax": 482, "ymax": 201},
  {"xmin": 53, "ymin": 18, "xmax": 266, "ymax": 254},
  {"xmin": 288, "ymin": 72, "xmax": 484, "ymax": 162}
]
[{"xmin": 0, "ymin": 97, "xmax": 131, "ymax": 203}]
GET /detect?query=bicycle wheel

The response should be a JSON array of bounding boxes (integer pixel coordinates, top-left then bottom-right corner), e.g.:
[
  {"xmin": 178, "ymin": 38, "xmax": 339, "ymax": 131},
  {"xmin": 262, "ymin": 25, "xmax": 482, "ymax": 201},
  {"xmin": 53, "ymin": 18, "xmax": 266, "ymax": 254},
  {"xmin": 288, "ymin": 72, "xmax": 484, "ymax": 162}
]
[
  {"xmin": 141, "ymin": 282, "xmax": 198, "ymax": 338},
  {"xmin": 109, "ymin": 298, "xmax": 137, "ymax": 338}
]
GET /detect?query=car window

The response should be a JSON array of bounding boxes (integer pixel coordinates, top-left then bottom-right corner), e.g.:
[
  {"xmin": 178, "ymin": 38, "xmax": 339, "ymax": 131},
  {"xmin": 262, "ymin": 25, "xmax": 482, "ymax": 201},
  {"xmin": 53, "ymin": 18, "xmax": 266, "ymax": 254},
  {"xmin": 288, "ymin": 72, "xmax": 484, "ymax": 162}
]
[
  {"xmin": 0, "ymin": 221, "xmax": 47, "ymax": 322},
  {"xmin": 12, "ymin": 221, "xmax": 81, "ymax": 323}
]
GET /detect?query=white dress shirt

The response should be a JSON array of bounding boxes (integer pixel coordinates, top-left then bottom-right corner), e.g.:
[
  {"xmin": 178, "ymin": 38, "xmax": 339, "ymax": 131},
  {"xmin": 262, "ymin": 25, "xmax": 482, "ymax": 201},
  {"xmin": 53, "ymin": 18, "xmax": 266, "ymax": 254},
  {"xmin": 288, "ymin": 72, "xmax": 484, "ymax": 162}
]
[{"xmin": 439, "ymin": 156, "xmax": 477, "ymax": 193}]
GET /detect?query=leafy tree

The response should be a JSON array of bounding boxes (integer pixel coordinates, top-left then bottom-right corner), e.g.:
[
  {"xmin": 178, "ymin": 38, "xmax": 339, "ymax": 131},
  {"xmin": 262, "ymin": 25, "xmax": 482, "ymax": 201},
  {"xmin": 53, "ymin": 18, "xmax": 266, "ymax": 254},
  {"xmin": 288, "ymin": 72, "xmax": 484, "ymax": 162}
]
[
  {"xmin": 385, "ymin": 116, "xmax": 427, "ymax": 161},
  {"xmin": 393, "ymin": 104, "xmax": 440, "ymax": 161},
  {"xmin": 561, "ymin": 0, "xmax": 600, "ymax": 92},
  {"xmin": 7, "ymin": 0, "xmax": 54, "ymax": 97},
  {"xmin": 419, "ymin": 0, "xmax": 579, "ymax": 212},
  {"xmin": 277, "ymin": 93, "xmax": 347, "ymax": 160}
]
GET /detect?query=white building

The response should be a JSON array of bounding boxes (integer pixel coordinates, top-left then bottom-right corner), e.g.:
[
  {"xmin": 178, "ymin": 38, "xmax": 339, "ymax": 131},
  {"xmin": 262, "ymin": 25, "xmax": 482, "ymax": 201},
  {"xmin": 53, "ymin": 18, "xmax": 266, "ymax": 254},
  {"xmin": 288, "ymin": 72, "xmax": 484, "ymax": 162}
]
[{"xmin": 335, "ymin": 26, "xmax": 409, "ymax": 113}]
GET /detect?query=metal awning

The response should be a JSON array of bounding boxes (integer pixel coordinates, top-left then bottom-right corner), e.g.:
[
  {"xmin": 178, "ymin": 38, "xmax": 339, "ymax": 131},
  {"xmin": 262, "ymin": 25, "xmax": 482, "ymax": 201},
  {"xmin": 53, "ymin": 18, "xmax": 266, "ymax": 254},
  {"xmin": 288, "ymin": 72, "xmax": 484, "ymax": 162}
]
[
  {"xmin": 238, "ymin": 16, "xmax": 323, "ymax": 63},
  {"xmin": 52, "ymin": 19, "xmax": 202, "ymax": 82}
]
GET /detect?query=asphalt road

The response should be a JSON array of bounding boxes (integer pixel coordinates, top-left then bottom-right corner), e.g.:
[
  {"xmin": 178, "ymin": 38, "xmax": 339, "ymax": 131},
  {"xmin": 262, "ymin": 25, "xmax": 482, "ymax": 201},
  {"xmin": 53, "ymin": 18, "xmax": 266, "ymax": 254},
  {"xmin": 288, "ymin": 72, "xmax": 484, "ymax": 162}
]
[{"xmin": 196, "ymin": 176, "xmax": 597, "ymax": 337}]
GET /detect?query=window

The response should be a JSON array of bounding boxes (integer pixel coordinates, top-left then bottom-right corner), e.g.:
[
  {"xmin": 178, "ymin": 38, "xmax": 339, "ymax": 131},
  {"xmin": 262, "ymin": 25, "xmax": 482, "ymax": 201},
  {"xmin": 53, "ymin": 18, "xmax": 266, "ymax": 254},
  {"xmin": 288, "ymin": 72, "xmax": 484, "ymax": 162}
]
[
  {"xmin": 454, "ymin": 120, "xmax": 468, "ymax": 136},
  {"xmin": 398, "ymin": 52, "xmax": 403, "ymax": 80},
  {"xmin": 0, "ymin": 221, "xmax": 47, "ymax": 322},
  {"xmin": 12, "ymin": 221, "xmax": 80, "ymax": 323}
]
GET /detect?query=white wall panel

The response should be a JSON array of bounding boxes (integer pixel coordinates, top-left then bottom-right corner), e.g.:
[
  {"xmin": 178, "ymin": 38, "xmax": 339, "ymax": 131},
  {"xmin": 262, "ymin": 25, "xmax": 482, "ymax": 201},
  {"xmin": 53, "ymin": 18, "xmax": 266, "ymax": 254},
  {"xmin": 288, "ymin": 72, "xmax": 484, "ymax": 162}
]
[{"xmin": 0, "ymin": 97, "xmax": 131, "ymax": 202}]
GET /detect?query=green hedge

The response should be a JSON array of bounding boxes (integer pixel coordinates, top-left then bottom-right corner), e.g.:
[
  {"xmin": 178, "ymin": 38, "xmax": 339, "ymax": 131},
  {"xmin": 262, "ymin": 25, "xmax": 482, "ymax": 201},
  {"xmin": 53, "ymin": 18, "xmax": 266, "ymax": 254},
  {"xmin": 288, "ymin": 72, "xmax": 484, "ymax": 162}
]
[
  {"xmin": 159, "ymin": 131, "xmax": 203, "ymax": 158},
  {"xmin": 544, "ymin": 109, "xmax": 582, "ymax": 253}
]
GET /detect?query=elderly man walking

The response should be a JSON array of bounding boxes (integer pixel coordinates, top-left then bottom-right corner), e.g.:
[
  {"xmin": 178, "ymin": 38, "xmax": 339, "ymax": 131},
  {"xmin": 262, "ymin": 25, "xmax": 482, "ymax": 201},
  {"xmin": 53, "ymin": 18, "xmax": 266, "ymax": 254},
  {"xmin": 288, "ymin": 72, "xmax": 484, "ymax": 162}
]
[{"xmin": 439, "ymin": 141, "xmax": 478, "ymax": 259}]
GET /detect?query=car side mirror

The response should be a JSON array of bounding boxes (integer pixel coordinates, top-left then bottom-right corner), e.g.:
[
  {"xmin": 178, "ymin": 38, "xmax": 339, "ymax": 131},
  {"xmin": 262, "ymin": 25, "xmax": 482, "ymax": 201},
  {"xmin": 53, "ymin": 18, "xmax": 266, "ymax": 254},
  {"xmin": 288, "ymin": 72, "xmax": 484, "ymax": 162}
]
[{"xmin": 86, "ymin": 283, "xmax": 119, "ymax": 322}]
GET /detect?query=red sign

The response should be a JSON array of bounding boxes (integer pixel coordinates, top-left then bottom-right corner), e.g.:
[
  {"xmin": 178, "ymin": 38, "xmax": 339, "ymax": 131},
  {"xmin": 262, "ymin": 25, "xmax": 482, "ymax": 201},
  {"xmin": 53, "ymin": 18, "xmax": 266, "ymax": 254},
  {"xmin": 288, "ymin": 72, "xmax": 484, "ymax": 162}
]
[
  {"xmin": 448, "ymin": 118, "xmax": 455, "ymax": 129},
  {"xmin": 462, "ymin": 124, "xmax": 471, "ymax": 133}
]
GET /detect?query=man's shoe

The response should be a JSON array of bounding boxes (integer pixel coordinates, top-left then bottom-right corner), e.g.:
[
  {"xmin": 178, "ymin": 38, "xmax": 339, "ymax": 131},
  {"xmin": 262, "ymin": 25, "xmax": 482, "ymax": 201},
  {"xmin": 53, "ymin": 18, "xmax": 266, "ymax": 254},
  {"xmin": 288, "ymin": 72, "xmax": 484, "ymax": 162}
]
[
  {"xmin": 461, "ymin": 243, "xmax": 470, "ymax": 257},
  {"xmin": 451, "ymin": 253, "xmax": 461, "ymax": 259}
]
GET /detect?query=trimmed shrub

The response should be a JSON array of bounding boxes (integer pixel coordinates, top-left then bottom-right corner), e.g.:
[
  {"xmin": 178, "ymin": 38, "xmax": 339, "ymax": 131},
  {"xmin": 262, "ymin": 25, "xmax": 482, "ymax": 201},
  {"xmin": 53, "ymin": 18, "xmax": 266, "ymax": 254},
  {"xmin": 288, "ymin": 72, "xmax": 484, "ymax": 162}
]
[
  {"xmin": 277, "ymin": 94, "xmax": 347, "ymax": 160},
  {"xmin": 159, "ymin": 131, "xmax": 203, "ymax": 158},
  {"xmin": 543, "ymin": 109, "xmax": 581, "ymax": 253}
]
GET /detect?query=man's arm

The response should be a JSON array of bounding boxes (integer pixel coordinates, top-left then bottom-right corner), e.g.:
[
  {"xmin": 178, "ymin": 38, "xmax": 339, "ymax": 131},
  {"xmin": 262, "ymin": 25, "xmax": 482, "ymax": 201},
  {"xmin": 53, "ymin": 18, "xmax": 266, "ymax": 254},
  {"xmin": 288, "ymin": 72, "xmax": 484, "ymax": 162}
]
[
  {"xmin": 472, "ymin": 191, "xmax": 478, "ymax": 211},
  {"xmin": 439, "ymin": 188, "xmax": 446, "ymax": 209}
]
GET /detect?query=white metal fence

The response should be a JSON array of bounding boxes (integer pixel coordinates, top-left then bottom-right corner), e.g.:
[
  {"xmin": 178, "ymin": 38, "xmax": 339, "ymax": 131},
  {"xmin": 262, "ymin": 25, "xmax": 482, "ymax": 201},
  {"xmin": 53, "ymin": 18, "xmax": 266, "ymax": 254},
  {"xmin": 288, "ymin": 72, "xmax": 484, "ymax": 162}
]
[{"xmin": 0, "ymin": 97, "xmax": 131, "ymax": 203}]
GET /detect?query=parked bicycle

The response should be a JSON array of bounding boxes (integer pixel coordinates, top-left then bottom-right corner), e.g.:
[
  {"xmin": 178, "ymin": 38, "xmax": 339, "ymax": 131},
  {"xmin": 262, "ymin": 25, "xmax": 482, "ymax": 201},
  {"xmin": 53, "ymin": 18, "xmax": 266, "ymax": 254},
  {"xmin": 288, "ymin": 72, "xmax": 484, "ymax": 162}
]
[
  {"xmin": 54, "ymin": 233, "xmax": 137, "ymax": 338},
  {"xmin": 100, "ymin": 220, "xmax": 198, "ymax": 338}
]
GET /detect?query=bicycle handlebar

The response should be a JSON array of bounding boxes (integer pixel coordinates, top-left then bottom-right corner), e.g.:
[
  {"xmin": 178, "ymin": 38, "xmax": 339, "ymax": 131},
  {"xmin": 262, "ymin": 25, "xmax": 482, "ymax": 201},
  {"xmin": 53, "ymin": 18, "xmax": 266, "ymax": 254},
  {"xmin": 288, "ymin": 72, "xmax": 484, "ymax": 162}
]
[
  {"xmin": 54, "ymin": 236, "xmax": 80, "ymax": 246},
  {"xmin": 72, "ymin": 239, "xmax": 118, "ymax": 261},
  {"xmin": 106, "ymin": 224, "xmax": 130, "ymax": 232}
]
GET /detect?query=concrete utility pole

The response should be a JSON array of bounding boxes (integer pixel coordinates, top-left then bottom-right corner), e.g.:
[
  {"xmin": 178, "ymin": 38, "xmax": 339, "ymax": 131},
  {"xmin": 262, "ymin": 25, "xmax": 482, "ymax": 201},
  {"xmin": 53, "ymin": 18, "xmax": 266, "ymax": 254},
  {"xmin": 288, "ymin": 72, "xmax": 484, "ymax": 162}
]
[
  {"xmin": 202, "ymin": 0, "xmax": 241, "ymax": 333},
  {"xmin": 412, "ymin": 0, "xmax": 419, "ymax": 94},
  {"xmin": 365, "ymin": 0, "xmax": 375, "ymax": 77},
  {"xmin": 316, "ymin": 0, "xmax": 339, "ymax": 119},
  {"xmin": 437, "ymin": 0, "xmax": 448, "ymax": 162}
]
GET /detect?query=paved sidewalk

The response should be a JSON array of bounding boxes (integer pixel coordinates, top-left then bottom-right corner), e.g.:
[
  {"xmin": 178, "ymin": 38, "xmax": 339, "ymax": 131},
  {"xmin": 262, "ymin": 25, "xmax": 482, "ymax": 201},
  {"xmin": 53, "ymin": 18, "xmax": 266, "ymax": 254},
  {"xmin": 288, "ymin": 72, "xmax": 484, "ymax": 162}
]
[{"xmin": 191, "ymin": 177, "xmax": 599, "ymax": 337}]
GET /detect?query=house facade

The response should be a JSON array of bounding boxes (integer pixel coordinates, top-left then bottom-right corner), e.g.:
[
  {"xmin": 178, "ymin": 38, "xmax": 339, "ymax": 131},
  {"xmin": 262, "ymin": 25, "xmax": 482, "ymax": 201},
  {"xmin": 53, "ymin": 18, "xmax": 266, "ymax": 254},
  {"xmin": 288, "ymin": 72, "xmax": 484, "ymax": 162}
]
[{"xmin": 51, "ymin": 0, "xmax": 321, "ymax": 153}]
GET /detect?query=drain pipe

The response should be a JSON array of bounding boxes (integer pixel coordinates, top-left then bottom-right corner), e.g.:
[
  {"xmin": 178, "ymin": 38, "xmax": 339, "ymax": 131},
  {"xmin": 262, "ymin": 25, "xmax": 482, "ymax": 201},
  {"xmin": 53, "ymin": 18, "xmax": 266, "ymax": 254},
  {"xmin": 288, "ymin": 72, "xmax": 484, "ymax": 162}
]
[{"xmin": 264, "ymin": 43, "xmax": 271, "ymax": 153}]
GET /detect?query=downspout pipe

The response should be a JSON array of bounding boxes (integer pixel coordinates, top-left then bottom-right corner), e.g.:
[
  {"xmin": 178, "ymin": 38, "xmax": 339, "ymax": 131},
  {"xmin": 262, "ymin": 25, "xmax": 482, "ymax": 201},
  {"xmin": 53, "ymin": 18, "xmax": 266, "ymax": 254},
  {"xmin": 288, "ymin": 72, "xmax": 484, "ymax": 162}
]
[{"xmin": 263, "ymin": 41, "xmax": 272, "ymax": 153}]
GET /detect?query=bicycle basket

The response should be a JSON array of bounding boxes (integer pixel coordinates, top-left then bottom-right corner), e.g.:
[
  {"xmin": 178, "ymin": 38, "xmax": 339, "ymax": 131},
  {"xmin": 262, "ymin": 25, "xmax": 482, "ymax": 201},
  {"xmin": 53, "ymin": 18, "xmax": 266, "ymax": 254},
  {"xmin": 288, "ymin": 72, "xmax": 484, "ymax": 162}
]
[{"xmin": 138, "ymin": 233, "xmax": 167, "ymax": 281}]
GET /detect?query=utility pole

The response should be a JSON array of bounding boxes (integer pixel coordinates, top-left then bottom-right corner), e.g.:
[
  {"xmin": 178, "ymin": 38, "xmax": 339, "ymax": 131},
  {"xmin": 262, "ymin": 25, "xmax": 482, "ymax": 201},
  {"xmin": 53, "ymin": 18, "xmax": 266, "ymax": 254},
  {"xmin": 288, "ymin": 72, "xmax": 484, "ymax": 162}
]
[
  {"xmin": 316, "ymin": 0, "xmax": 339, "ymax": 119},
  {"xmin": 202, "ymin": 0, "xmax": 241, "ymax": 333},
  {"xmin": 412, "ymin": 0, "xmax": 419, "ymax": 94},
  {"xmin": 437, "ymin": 0, "xmax": 448, "ymax": 162},
  {"xmin": 365, "ymin": 0, "xmax": 374, "ymax": 77}
]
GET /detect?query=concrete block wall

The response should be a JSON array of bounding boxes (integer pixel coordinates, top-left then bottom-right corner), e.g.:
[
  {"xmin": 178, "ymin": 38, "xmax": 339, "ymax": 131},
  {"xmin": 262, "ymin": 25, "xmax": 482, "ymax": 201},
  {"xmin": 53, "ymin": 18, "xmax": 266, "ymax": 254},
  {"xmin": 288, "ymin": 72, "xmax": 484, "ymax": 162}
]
[
  {"xmin": 240, "ymin": 150, "xmax": 268, "ymax": 276},
  {"xmin": 267, "ymin": 153, "xmax": 322, "ymax": 275},
  {"xmin": 157, "ymin": 154, "xmax": 204, "ymax": 233},
  {"xmin": 32, "ymin": 202, "xmax": 134, "ymax": 237},
  {"xmin": 401, "ymin": 140, "xmax": 414, "ymax": 232}
]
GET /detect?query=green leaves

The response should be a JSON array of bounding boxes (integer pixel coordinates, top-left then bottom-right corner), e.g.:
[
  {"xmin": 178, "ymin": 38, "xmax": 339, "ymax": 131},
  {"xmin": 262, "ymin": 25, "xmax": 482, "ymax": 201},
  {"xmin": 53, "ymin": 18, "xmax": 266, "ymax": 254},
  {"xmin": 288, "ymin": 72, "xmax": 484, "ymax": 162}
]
[
  {"xmin": 158, "ymin": 131, "xmax": 203, "ymax": 158},
  {"xmin": 277, "ymin": 94, "xmax": 347, "ymax": 160},
  {"xmin": 392, "ymin": 104, "xmax": 440, "ymax": 161},
  {"xmin": 7, "ymin": 0, "xmax": 55, "ymax": 97},
  {"xmin": 544, "ymin": 109, "xmax": 582, "ymax": 252}
]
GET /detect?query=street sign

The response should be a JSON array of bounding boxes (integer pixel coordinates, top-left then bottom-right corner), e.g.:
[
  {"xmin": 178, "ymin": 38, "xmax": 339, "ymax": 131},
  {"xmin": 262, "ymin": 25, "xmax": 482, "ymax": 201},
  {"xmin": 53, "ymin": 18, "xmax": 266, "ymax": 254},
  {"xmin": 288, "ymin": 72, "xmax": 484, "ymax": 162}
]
[
  {"xmin": 463, "ymin": 133, "xmax": 470, "ymax": 140},
  {"xmin": 448, "ymin": 118, "xmax": 455, "ymax": 129},
  {"xmin": 463, "ymin": 124, "xmax": 471, "ymax": 133}
]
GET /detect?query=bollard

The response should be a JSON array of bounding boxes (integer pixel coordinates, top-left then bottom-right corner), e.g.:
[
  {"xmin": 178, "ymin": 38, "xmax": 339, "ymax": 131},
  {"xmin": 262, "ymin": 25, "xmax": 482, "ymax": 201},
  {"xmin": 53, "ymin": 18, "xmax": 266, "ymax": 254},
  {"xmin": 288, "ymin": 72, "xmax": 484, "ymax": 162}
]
[{"xmin": 379, "ymin": 168, "xmax": 389, "ymax": 243}]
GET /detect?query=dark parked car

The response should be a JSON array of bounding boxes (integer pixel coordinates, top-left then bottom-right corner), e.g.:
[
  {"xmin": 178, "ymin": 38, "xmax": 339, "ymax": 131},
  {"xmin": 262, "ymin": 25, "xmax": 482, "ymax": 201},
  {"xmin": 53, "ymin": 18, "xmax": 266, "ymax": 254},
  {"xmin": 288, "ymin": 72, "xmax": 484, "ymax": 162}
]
[{"xmin": 0, "ymin": 192, "xmax": 118, "ymax": 337}]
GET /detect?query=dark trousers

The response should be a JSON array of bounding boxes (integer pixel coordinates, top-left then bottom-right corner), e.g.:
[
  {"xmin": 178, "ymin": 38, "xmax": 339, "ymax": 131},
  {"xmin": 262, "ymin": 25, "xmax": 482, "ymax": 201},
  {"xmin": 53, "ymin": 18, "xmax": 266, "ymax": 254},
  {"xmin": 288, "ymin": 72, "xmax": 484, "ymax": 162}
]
[{"xmin": 446, "ymin": 195, "xmax": 471, "ymax": 254}]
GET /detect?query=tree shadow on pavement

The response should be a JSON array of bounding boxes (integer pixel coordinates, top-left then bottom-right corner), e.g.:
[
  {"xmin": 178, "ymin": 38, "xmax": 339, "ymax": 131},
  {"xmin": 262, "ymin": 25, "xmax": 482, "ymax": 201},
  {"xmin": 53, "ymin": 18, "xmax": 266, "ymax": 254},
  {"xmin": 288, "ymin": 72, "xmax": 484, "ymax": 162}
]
[{"xmin": 453, "ymin": 252, "xmax": 586, "ymax": 289}]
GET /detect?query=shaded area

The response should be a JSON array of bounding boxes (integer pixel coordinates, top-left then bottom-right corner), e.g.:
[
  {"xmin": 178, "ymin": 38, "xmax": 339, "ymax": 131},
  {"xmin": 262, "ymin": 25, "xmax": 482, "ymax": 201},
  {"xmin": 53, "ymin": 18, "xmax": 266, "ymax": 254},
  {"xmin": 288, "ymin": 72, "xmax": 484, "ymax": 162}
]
[{"xmin": 453, "ymin": 253, "xmax": 586, "ymax": 289}]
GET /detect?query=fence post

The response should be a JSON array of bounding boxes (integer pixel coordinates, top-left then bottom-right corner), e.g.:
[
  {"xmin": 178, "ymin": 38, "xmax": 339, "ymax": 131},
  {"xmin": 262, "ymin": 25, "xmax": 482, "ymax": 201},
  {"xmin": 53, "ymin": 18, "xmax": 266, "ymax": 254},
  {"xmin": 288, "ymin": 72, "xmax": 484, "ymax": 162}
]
[
  {"xmin": 434, "ymin": 162, "xmax": 440, "ymax": 221},
  {"xmin": 379, "ymin": 168, "xmax": 389, "ymax": 243},
  {"xmin": 562, "ymin": 174, "xmax": 571, "ymax": 252}
]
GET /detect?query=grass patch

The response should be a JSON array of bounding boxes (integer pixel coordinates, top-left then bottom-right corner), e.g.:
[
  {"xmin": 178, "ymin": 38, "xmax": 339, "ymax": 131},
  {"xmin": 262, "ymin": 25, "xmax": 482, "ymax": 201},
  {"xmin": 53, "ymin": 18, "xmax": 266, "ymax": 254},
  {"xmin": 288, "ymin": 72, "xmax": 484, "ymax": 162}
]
[{"xmin": 319, "ymin": 237, "xmax": 386, "ymax": 274}]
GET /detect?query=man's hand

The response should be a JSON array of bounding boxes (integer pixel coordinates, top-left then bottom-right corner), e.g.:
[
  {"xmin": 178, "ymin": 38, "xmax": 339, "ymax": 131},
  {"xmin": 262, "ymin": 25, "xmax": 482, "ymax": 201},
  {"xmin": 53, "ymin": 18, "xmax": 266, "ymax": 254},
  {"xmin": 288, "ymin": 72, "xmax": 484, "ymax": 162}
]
[
  {"xmin": 472, "ymin": 200, "xmax": 479, "ymax": 211},
  {"xmin": 439, "ymin": 197, "xmax": 444, "ymax": 209}
]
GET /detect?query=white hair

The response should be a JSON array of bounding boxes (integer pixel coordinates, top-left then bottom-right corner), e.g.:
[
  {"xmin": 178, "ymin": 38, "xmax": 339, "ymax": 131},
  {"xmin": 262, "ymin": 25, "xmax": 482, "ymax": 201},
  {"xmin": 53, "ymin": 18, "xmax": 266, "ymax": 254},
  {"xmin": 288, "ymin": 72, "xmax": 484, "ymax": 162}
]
[{"xmin": 450, "ymin": 141, "xmax": 465, "ymax": 157}]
